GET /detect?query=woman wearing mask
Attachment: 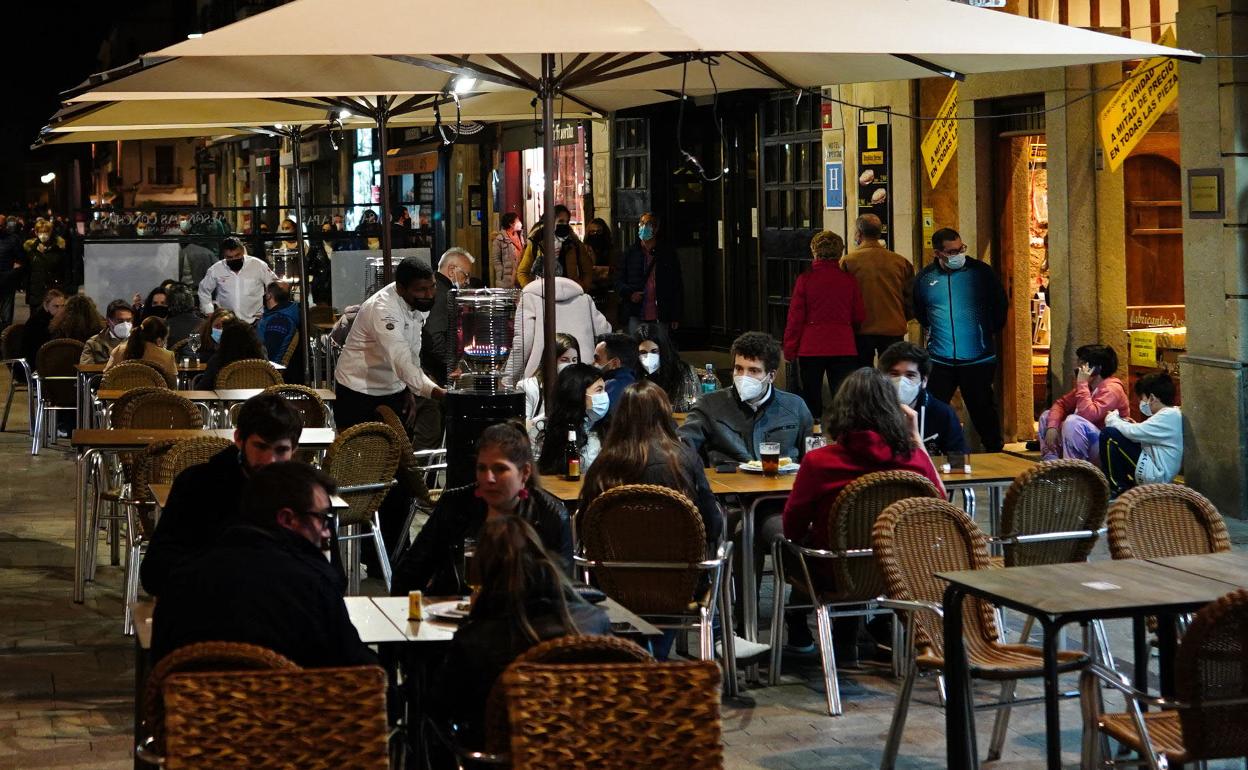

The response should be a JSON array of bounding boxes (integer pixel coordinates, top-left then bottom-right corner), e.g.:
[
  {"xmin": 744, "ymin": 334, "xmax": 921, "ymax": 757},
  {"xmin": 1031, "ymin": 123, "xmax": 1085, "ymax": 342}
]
[
  {"xmin": 616, "ymin": 212, "xmax": 683, "ymax": 333},
  {"xmin": 537, "ymin": 363, "xmax": 608, "ymax": 475},
  {"xmin": 517, "ymin": 332, "xmax": 580, "ymax": 422},
  {"xmin": 105, "ymin": 316, "xmax": 178, "ymax": 386},
  {"xmin": 392, "ymin": 421, "xmax": 573, "ymax": 596},
  {"xmin": 428, "ymin": 514, "xmax": 603, "ymax": 750},
  {"xmin": 584, "ymin": 218, "xmax": 615, "ymax": 315},
  {"xmin": 489, "ymin": 212, "xmax": 524, "ymax": 289},
  {"xmin": 516, "ymin": 205, "xmax": 594, "ymax": 291},
  {"xmin": 633, "ymin": 321, "xmax": 699, "ymax": 412},
  {"xmin": 195, "ymin": 309, "xmax": 236, "ymax": 361},
  {"xmin": 193, "ymin": 319, "xmax": 265, "ymax": 390},
  {"xmin": 131, "ymin": 286, "xmax": 171, "ymax": 324}
]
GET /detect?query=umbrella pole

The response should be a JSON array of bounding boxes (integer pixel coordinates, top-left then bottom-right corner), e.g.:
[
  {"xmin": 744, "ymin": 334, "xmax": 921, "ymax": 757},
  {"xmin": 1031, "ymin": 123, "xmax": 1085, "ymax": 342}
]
[
  {"xmin": 290, "ymin": 126, "xmax": 314, "ymax": 383},
  {"xmin": 377, "ymin": 96, "xmax": 394, "ymax": 283},
  {"xmin": 541, "ymin": 53, "xmax": 558, "ymax": 406}
]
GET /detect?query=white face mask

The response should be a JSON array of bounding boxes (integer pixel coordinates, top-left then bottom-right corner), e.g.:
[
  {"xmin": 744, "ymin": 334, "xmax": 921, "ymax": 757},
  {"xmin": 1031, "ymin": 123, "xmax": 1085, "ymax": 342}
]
[
  {"xmin": 943, "ymin": 254, "xmax": 967, "ymax": 270},
  {"xmin": 734, "ymin": 374, "xmax": 769, "ymax": 404},
  {"xmin": 890, "ymin": 375, "xmax": 921, "ymax": 406},
  {"xmin": 639, "ymin": 352, "xmax": 660, "ymax": 375},
  {"xmin": 111, "ymin": 321, "xmax": 132, "ymax": 340},
  {"xmin": 586, "ymin": 391, "xmax": 610, "ymax": 424},
  {"xmin": 37, "ymin": 233, "xmax": 50, "ymax": 244},
  {"xmin": 1139, "ymin": 399, "xmax": 1153, "ymax": 417}
]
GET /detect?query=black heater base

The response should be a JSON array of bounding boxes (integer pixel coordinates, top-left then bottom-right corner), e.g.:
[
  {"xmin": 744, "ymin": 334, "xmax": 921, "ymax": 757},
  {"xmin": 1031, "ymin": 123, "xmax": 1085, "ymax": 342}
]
[{"xmin": 443, "ymin": 390, "xmax": 526, "ymax": 489}]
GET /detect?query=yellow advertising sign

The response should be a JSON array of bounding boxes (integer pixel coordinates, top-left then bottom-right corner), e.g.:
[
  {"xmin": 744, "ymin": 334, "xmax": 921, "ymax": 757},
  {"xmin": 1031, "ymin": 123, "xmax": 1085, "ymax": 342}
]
[
  {"xmin": 1129, "ymin": 330, "xmax": 1158, "ymax": 368},
  {"xmin": 920, "ymin": 83, "xmax": 958, "ymax": 188},
  {"xmin": 1099, "ymin": 27, "xmax": 1179, "ymax": 172}
]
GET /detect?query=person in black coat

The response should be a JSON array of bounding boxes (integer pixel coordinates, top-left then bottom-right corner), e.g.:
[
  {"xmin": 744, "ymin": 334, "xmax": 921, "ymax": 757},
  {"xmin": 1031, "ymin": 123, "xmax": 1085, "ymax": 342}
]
[
  {"xmin": 615, "ymin": 212, "xmax": 683, "ymax": 332},
  {"xmin": 21, "ymin": 289, "xmax": 66, "ymax": 372},
  {"xmin": 140, "ymin": 394, "xmax": 303, "ymax": 597},
  {"xmin": 877, "ymin": 341, "xmax": 969, "ymax": 456},
  {"xmin": 430, "ymin": 515, "xmax": 609, "ymax": 749},
  {"xmin": 152, "ymin": 462, "xmax": 376, "ymax": 668},
  {"xmin": 392, "ymin": 421, "xmax": 572, "ymax": 596}
]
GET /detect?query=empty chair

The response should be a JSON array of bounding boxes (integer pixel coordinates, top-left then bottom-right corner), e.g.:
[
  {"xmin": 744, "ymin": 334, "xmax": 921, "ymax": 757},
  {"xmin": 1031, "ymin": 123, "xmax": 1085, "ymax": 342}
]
[
  {"xmin": 216, "ymin": 358, "xmax": 283, "ymax": 389},
  {"xmin": 1080, "ymin": 588, "xmax": 1248, "ymax": 769},
  {"xmin": 100, "ymin": 360, "xmax": 170, "ymax": 391},
  {"xmin": 374, "ymin": 404, "xmax": 433, "ymax": 559},
  {"xmin": 117, "ymin": 390, "xmax": 201, "ymax": 430},
  {"xmin": 872, "ymin": 497, "xmax": 1090, "ymax": 769},
  {"xmin": 1107, "ymin": 483, "xmax": 1229, "ymax": 561},
  {"xmin": 30, "ymin": 338, "xmax": 84, "ymax": 454},
  {"xmin": 768, "ymin": 470, "xmax": 941, "ymax": 716},
  {"xmin": 323, "ymin": 422, "xmax": 401, "ymax": 593},
  {"xmin": 264, "ymin": 384, "xmax": 329, "ymax": 428},
  {"xmin": 120, "ymin": 439, "xmax": 179, "ymax": 634},
  {"xmin": 500, "ymin": 658, "xmax": 722, "ymax": 770},
  {"xmin": 0, "ymin": 323, "xmax": 30, "ymax": 432}
]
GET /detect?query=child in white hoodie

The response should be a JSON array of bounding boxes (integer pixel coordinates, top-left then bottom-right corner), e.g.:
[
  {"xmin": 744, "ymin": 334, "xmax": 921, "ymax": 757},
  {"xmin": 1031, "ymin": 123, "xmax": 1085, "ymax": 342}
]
[{"xmin": 1099, "ymin": 372, "xmax": 1183, "ymax": 496}]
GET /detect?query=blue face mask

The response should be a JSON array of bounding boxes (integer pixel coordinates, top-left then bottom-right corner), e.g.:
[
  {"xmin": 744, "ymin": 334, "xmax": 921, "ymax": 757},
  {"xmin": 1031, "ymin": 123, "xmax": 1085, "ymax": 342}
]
[
  {"xmin": 210, "ymin": 327, "xmax": 223, "ymax": 344},
  {"xmin": 638, "ymin": 224, "xmax": 654, "ymax": 241},
  {"xmin": 586, "ymin": 391, "xmax": 610, "ymax": 424}
]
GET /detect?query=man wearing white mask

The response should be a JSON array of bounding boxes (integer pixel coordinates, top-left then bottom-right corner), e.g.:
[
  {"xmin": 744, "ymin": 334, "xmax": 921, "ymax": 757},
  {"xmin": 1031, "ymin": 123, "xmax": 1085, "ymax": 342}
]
[
  {"xmin": 80, "ymin": 300, "xmax": 135, "ymax": 365},
  {"xmin": 877, "ymin": 341, "xmax": 968, "ymax": 456}
]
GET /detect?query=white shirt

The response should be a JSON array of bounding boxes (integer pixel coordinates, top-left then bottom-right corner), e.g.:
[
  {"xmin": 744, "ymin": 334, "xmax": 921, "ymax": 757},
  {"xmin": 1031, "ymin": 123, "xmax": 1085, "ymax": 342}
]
[
  {"xmin": 198, "ymin": 255, "xmax": 277, "ymax": 320},
  {"xmin": 334, "ymin": 283, "xmax": 437, "ymax": 398},
  {"xmin": 1105, "ymin": 406, "xmax": 1183, "ymax": 484}
]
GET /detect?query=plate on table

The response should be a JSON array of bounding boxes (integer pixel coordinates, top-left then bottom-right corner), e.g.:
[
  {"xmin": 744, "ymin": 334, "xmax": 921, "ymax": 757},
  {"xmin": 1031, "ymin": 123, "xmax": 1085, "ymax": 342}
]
[
  {"xmin": 426, "ymin": 599, "xmax": 472, "ymax": 624},
  {"xmin": 739, "ymin": 458, "xmax": 799, "ymax": 475}
]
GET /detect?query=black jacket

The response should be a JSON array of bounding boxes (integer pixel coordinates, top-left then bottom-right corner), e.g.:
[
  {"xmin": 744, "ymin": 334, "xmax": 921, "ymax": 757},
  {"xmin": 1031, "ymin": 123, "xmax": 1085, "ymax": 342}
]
[
  {"xmin": 140, "ymin": 446, "xmax": 247, "ymax": 597},
  {"xmin": 627, "ymin": 443, "xmax": 723, "ymax": 547},
  {"xmin": 391, "ymin": 484, "xmax": 573, "ymax": 596},
  {"xmin": 0, "ymin": 232, "xmax": 23, "ymax": 291},
  {"xmin": 420, "ymin": 272, "xmax": 453, "ymax": 387},
  {"xmin": 151, "ymin": 524, "xmax": 376, "ymax": 668},
  {"xmin": 21, "ymin": 306, "xmax": 55, "ymax": 371},
  {"xmin": 616, "ymin": 239, "xmax": 684, "ymax": 324},
  {"xmin": 431, "ymin": 595, "xmax": 609, "ymax": 747},
  {"xmin": 918, "ymin": 389, "xmax": 970, "ymax": 455}
]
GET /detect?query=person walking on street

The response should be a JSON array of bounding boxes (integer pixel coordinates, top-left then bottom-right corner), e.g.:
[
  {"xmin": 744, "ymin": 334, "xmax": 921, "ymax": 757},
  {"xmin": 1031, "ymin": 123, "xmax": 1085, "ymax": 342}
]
[
  {"xmin": 198, "ymin": 236, "xmax": 277, "ymax": 322},
  {"xmin": 516, "ymin": 205, "xmax": 594, "ymax": 291},
  {"xmin": 24, "ymin": 219, "xmax": 68, "ymax": 309},
  {"xmin": 839, "ymin": 214, "xmax": 914, "ymax": 368},
  {"xmin": 912, "ymin": 227, "xmax": 1008, "ymax": 452},
  {"xmin": 489, "ymin": 213, "xmax": 524, "ymax": 289},
  {"xmin": 0, "ymin": 216, "xmax": 25, "ymax": 327},
  {"xmin": 616, "ymin": 212, "xmax": 683, "ymax": 333}
]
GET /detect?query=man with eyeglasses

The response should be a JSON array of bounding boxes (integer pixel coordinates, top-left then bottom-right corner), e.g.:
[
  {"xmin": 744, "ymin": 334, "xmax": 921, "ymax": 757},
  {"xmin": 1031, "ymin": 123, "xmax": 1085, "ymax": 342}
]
[
  {"xmin": 912, "ymin": 228, "xmax": 1008, "ymax": 452},
  {"xmin": 152, "ymin": 462, "xmax": 376, "ymax": 667}
]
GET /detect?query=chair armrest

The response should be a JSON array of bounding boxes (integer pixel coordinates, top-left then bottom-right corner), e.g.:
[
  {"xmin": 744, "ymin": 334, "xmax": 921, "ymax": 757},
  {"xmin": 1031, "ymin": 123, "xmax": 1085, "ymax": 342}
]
[
  {"xmin": 335, "ymin": 480, "xmax": 397, "ymax": 494},
  {"xmin": 1080, "ymin": 662, "xmax": 1169, "ymax": 708},
  {"xmin": 879, "ymin": 598, "xmax": 944, "ymax": 620},
  {"xmin": 777, "ymin": 537, "xmax": 874, "ymax": 561},
  {"xmin": 134, "ymin": 735, "xmax": 166, "ymax": 766},
  {"xmin": 990, "ymin": 528, "xmax": 1107, "ymax": 546}
]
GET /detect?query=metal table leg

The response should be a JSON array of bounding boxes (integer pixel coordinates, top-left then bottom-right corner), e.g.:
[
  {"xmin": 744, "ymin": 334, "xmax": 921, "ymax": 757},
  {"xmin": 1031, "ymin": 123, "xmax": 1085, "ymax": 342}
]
[
  {"xmin": 74, "ymin": 448, "xmax": 102, "ymax": 603},
  {"xmin": 942, "ymin": 584, "xmax": 977, "ymax": 770},
  {"xmin": 1040, "ymin": 615, "xmax": 1064, "ymax": 770}
]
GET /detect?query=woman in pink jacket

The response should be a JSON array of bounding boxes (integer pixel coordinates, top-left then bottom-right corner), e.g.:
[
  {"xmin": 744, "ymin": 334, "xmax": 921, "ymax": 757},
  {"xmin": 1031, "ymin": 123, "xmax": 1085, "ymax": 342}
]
[
  {"xmin": 1038, "ymin": 343, "xmax": 1128, "ymax": 463},
  {"xmin": 782, "ymin": 231, "xmax": 865, "ymax": 424}
]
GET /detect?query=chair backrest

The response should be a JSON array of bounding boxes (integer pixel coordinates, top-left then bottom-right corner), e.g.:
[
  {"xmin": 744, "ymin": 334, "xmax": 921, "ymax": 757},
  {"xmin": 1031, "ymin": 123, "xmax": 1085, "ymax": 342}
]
[
  {"xmin": 484, "ymin": 634, "xmax": 654, "ymax": 754},
  {"xmin": 1107, "ymin": 484, "xmax": 1229, "ymax": 560},
  {"xmin": 374, "ymin": 404, "xmax": 431, "ymax": 503},
  {"xmin": 1175, "ymin": 588, "xmax": 1248, "ymax": 760},
  {"xmin": 36, "ymin": 339, "xmax": 85, "ymax": 406},
  {"xmin": 821, "ymin": 470, "xmax": 942, "ymax": 600},
  {"xmin": 279, "ymin": 329, "xmax": 301, "ymax": 367},
  {"xmin": 578, "ymin": 484, "xmax": 707, "ymax": 616},
  {"xmin": 1000, "ymin": 459, "xmax": 1109, "ymax": 568},
  {"xmin": 129, "ymin": 439, "xmax": 180, "ymax": 538},
  {"xmin": 101, "ymin": 360, "xmax": 171, "ymax": 391},
  {"xmin": 162, "ymin": 665, "xmax": 389, "ymax": 770},
  {"xmin": 116, "ymin": 390, "xmax": 202, "ymax": 430},
  {"xmin": 263, "ymin": 384, "xmax": 328, "ymax": 428},
  {"xmin": 109, "ymin": 386, "xmax": 167, "ymax": 427},
  {"xmin": 169, "ymin": 338, "xmax": 191, "ymax": 357},
  {"xmin": 0, "ymin": 323, "xmax": 24, "ymax": 360},
  {"xmin": 502, "ymin": 659, "xmax": 722, "ymax": 770},
  {"xmin": 323, "ymin": 422, "xmax": 401, "ymax": 527},
  {"xmin": 162, "ymin": 436, "xmax": 234, "ymax": 482},
  {"xmin": 217, "ymin": 358, "xmax": 284, "ymax": 389},
  {"xmin": 143, "ymin": 641, "xmax": 299, "ymax": 757},
  {"xmin": 873, "ymin": 497, "xmax": 999, "ymax": 658}
]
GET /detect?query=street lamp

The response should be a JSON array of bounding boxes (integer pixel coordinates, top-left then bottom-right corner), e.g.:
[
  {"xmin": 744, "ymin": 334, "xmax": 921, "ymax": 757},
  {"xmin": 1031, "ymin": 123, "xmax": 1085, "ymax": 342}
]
[{"xmin": 41, "ymin": 172, "xmax": 57, "ymax": 210}]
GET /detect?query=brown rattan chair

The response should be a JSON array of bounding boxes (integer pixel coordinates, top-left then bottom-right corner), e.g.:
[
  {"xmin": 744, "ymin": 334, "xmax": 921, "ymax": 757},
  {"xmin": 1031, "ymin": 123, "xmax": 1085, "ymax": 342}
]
[
  {"xmin": 117, "ymin": 389, "xmax": 202, "ymax": 430},
  {"xmin": 217, "ymin": 358, "xmax": 283, "ymax": 389},
  {"xmin": 767, "ymin": 470, "xmax": 942, "ymax": 715},
  {"xmin": 101, "ymin": 360, "xmax": 171, "ymax": 391},
  {"xmin": 1080, "ymin": 588, "xmax": 1248, "ymax": 769},
  {"xmin": 0, "ymin": 323, "xmax": 30, "ymax": 432},
  {"xmin": 31, "ymin": 338, "xmax": 85, "ymax": 453},
  {"xmin": 118, "ymin": 439, "xmax": 180, "ymax": 634},
  {"xmin": 575, "ymin": 484, "xmax": 736, "ymax": 693},
  {"xmin": 162, "ymin": 665, "xmax": 389, "ymax": 770},
  {"xmin": 323, "ymin": 422, "xmax": 401, "ymax": 593},
  {"xmin": 501, "ymin": 659, "xmax": 722, "ymax": 770},
  {"xmin": 279, "ymin": 329, "xmax": 301, "ymax": 367},
  {"xmin": 169, "ymin": 337, "xmax": 191, "ymax": 358},
  {"xmin": 1107, "ymin": 484, "xmax": 1229, "ymax": 561},
  {"xmin": 162, "ymin": 436, "xmax": 235, "ymax": 481},
  {"xmin": 137, "ymin": 641, "xmax": 300, "ymax": 765},
  {"xmin": 872, "ymin": 497, "xmax": 1090, "ymax": 769},
  {"xmin": 375, "ymin": 404, "xmax": 435, "ymax": 556},
  {"xmin": 264, "ymin": 383, "xmax": 329, "ymax": 428}
]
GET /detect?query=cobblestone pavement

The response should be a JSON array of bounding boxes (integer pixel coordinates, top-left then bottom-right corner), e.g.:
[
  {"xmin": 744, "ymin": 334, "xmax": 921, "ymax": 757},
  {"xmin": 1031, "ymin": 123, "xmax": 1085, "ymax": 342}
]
[{"xmin": 1, "ymin": 363, "xmax": 1245, "ymax": 769}]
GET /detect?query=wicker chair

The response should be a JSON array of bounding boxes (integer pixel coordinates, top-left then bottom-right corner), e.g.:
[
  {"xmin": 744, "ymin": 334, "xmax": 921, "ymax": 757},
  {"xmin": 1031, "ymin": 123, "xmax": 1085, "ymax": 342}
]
[
  {"xmin": 162, "ymin": 665, "xmax": 389, "ymax": 770},
  {"xmin": 217, "ymin": 358, "xmax": 283, "ymax": 389},
  {"xmin": 1080, "ymin": 588, "xmax": 1248, "ymax": 769},
  {"xmin": 375, "ymin": 404, "xmax": 435, "ymax": 556},
  {"xmin": 0, "ymin": 323, "xmax": 30, "ymax": 432},
  {"xmin": 31, "ymin": 338, "xmax": 85, "ymax": 454},
  {"xmin": 323, "ymin": 422, "xmax": 401, "ymax": 593},
  {"xmin": 768, "ymin": 470, "xmax": 942, "ymax": 715},
  {"xmin": 575, "ymin": 484, "xmax": 736, "ymax": 692},
  {"xmin": 501, "ymin": 659, "xmax": 722, "ymax": 770},
  {"xmin": 100, "ymin": 360, "xmax": 170, "ymax": 391},
  {"xmin": 1107, "ymin": 484, "xmax": 1229, "ymax": 561},
  {"xmin": 120, "ymin": 439, "xmax": 179, "ymax": 634},
  {"xmin": 117, "ymin": 390, "xmax": 202, "ymax": 430},
  {"xmin": 162, "ymin": 436, "xmax": 235, "ymax": 481},
  {"xmin": 279, "ymin": 329, "xmax": 301, "ymax": 367},
  {"xmin": 872, "ymin": 497, "xmax": 1090, "ymax": 769},
  {"xmin": 137, "ymin": 641, "xmax": 300, "ymax": 765}
]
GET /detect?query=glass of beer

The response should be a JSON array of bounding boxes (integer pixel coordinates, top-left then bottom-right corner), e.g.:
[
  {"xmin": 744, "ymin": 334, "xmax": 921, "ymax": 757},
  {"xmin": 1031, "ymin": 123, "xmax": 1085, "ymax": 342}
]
[
  {"xmin": 759, "ymin": 442, "xmax": 782, "ymax": 477},
  {"xmin": 463, "ymin": 538, "xmax": 481, "ymax": 596}
]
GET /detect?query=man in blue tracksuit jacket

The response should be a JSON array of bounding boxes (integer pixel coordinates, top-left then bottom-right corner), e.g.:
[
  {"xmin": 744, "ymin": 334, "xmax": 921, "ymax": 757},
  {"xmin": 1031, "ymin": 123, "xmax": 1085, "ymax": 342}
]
[
  {"xmin": 256, "ymin": 280, "xmax": 302, "ymax": 376},
  {"xmin": 912, "ymin": 228, "xmax": 1007, "ymax": 452}
]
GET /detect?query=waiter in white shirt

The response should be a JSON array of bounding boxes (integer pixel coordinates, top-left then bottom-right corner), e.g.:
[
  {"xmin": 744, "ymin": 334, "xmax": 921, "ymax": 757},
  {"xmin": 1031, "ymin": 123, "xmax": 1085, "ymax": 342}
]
[
  {"xmin": 198, "ymin": 237, "xmax": 278, "ymax": 321},
  {"xmin": 334, "ymin": 256, "xmax": 446, "ymax": 431}
]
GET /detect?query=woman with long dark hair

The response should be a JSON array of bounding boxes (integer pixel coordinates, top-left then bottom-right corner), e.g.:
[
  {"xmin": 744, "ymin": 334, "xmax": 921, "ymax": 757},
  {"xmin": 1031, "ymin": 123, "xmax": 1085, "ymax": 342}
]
[
  {"xmin": 105, "ymin": 315, "xmax": 177, "ymax": 385},
  {"xmin": 195, "ymin": 308, "xmax": 236, "ymax": 360},
  {"xmin": 50, "ymin": 295, "xmax": 104, "ymax": 343},
  {"xmin": 536, "ymin": 363, "xmax": 607, "ymax": 476},
  {"xmin": 517, "ymin": 332, "xmax": 580, "ymax": 421},
  {"xmin": 430, "ymin": 514, "xmax": 607, "ymax": 748},
  {"xmin": 193, "ymin": 319, "xmax": 265, "ymax": 389},
  {"xmin": 633, "ymin": 321, "xmax": 700, "ymax": 411}
]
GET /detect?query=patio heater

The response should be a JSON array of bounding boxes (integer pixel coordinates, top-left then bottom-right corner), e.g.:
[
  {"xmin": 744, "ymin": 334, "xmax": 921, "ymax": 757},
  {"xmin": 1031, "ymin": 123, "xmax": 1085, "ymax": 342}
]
[{"xmin": 443, "ymin": 288, "xmax": 524, "ymax": 488}]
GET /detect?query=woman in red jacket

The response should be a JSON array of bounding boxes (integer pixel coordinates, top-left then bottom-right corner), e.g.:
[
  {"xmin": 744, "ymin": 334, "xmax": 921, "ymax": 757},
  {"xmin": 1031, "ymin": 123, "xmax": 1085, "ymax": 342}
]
[
  {"xmin": 782, "ymin": 231, "xmax": 865, "ymax": 424},
  {"xmin": 773, "ymin": 368, "xmax": 945, "ymax": 656}
]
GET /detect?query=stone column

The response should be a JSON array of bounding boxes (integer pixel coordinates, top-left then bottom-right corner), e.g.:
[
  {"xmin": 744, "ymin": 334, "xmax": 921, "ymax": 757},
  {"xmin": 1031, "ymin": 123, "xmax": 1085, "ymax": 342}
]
[{"xmin": 1177, "ymin": 0, "xmax": 1248, "ymax": 518}]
